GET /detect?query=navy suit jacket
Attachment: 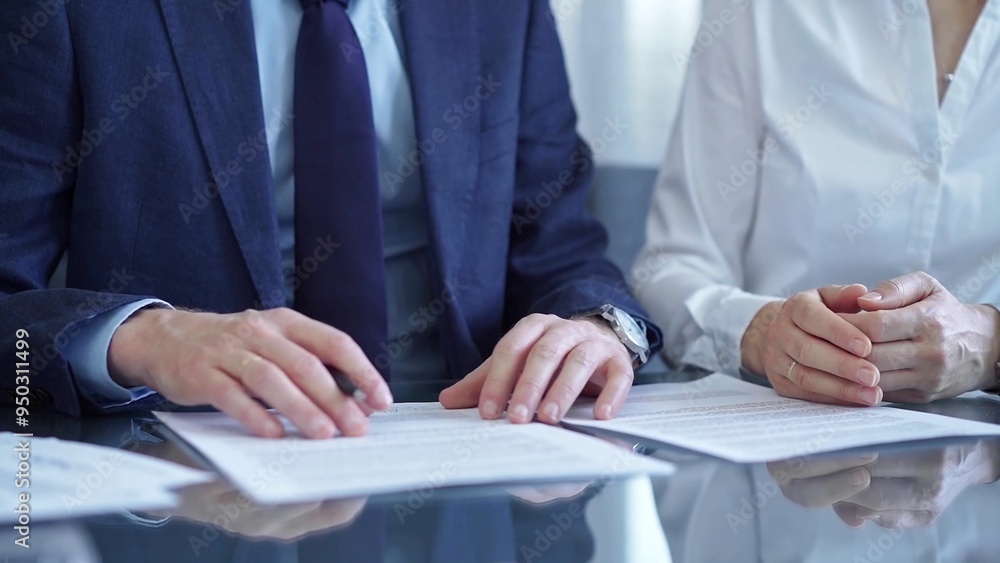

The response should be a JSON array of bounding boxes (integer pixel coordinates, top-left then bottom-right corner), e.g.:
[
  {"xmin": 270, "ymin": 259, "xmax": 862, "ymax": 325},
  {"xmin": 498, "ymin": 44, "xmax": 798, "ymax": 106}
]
[{"xmin": 0, "ymin": 0, "xmax": 662, "ymax": 416}]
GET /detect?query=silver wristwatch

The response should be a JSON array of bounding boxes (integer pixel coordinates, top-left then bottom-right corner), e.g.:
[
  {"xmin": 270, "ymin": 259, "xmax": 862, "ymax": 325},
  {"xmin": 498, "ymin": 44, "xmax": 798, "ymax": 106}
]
[{"xmin": 581, "ymin": 304, "xmax": 651, "ymax": 368}]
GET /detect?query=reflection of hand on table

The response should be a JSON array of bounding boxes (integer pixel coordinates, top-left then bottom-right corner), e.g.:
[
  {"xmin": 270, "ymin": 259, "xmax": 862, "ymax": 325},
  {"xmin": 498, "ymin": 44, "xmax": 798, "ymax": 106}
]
[
  {"xmin": 151, "ymin": 480, "xmax": 367, "ymax": 541},
  {"xmin": 768, "ymin": 441, "xmax": 1000, "ymax": 529},
  {"xmin": 506, "ymin": 482, "xmax": 592, "ymax": 506}
]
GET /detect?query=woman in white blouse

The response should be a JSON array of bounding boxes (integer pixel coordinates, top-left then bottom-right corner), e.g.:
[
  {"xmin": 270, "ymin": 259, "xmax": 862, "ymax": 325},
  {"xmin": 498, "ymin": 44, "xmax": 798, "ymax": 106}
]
[{"xmin": 636, "ymin": 0, "xmax": 1000, "ymax": 405}]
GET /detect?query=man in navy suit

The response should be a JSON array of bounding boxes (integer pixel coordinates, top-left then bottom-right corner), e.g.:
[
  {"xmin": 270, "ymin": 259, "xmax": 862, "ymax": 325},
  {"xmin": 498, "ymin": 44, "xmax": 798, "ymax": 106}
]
[{"xmin": 0, "ymin": 0, "xmax": 661, "ymax": 437}]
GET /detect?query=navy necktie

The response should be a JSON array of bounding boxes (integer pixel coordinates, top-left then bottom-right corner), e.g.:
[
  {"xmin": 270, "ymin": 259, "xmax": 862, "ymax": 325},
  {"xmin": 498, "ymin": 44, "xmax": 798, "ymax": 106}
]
[{"xmin": 293, "ymin": 0, "xmax": 390, "ymax": 380}]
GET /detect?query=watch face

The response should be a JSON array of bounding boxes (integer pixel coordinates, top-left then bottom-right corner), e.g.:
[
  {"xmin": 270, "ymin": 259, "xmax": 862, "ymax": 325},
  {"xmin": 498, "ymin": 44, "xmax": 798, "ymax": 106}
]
[{"xmin": 613, "ymin": 308, "xmax": 648, "ymax": 347}]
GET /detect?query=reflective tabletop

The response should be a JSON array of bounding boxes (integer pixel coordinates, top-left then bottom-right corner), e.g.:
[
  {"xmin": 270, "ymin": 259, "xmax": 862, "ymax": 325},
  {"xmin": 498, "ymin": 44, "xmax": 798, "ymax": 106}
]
[{"xmin": 4, "ymin": 372, "xmax": 1000, "ymax": 563}]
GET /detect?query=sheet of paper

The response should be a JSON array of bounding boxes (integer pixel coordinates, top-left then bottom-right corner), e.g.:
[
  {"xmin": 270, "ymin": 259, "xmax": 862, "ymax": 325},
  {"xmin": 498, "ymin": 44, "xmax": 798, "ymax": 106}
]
[
  {"xmin": 563, "ymin": 374, "xmax": 1000, "ymax": 463},
  {"xmin": 2, "ymin": 433, "xmax": 213, "ymax": 524},
  {"xmin": 156, "ymin": 404, "xmax": 673, "ymax": 504}
]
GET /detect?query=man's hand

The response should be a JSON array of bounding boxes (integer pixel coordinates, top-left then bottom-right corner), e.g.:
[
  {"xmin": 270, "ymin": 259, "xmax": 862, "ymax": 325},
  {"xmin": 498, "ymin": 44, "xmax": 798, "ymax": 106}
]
[
  {"xmin": 153, "ymin": 480, "xmax": 367, "ymax": 541},
  {"xmin": 108, "ymin": 308, "xmax": 394, "ymax": 439},
  {"xmin": 439, "ymin": 314, "xmax": 634, "ymax": 423},
  {"xmin": 846, "ymin": 272, "xmax": 1000, "ymax": 403},
  {"xmin": 741, "ymin": 285, "xmax": 882, "ymax": 406}
]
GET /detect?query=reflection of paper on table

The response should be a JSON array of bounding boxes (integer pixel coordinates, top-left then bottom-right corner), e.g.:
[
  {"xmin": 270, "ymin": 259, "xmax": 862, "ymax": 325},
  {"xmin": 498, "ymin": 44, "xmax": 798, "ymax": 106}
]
[
  {"xmin": 563, "ymin": 374, "xmax": 1000, "ymax": 463},
  {"xmin": 156, "ymin": 404, "xmax": 673, "ymax": 504},
  {"xmin": 1, "ymin": 433, "xmax": 213, "ymax": 524}
]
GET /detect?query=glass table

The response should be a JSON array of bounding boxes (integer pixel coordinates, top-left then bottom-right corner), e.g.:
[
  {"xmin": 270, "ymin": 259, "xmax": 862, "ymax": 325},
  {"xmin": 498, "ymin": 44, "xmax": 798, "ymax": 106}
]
[{"xmin": 3, "ymin": 372, "xmax": 999, "ymax": 563}]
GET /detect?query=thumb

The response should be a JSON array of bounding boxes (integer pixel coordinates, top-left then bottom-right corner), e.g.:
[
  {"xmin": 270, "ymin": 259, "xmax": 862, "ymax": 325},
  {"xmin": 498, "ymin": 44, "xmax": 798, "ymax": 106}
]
[
  {"xmin": 817, "ymin": 284, "xmax": 869, "ymax": 313},
  {"xmin": 858, "ymin": 272, "xmax": 941, "ymax": 311},
  {"xmin": 439, "ymin": 358, "xmax": 490, "ymax": 409}
]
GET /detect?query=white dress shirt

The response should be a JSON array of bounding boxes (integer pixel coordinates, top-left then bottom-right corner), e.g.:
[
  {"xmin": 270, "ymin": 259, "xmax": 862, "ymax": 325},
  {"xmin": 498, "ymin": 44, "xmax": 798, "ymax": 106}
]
[
  {"xmin": 66, "ymin": 0, "xmax": 443, "ymax": 405},
  {"xmin": 635, "ymin": 0, "xmax": 1000, "ymax": 374}
]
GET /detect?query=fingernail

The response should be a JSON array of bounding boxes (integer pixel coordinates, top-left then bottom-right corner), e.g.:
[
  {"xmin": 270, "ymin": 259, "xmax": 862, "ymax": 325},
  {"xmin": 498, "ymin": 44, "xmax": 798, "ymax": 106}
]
[
  {"xmin": 311, "ymin": 417, "xmax": 334, "ymax": 438},
  {"xmin": 850, "ymin": 468, "xmax": 868, "ymax": 487},
  {"xmin": 856, "ymin": 367, "xmax": 879, "ymax": 386},
  {"xmin": 510, "ymin": 404, "xmax": 529, "ymax": 423},
  {"xmin": 861, "ymin": 292, "xmax": 882, "ymax": 301},
  {"xmin": 857, "ymin": 386, "xmax": 881, "ymax": 405},
  {"xmin": 377, "ymin": 387, "xmax": 394, "ymax": 407},
  {"xmin": 596, "ymin": 404, "xmax": 613, "ymax": 419},
  {"xmin": 849, "ymin": 339, "xmax": 868, "ymax": 357},
  {"xmin": 542, "ymin": 403, "xmax": 560, "ymax": 422},
  {"xmin": 482, "ymin": 400, "xmax": 500, "ymax": 419},
  {"xmin": 342, "ymin": 414, "xmax": 367, "ymax": 435}
]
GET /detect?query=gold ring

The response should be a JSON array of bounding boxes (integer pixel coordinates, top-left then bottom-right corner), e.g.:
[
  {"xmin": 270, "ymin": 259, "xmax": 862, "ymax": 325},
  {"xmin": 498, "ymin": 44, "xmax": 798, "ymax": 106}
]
[{"xmin": 786, "ymin": 360, "xmax": 799, "ymax": 379}]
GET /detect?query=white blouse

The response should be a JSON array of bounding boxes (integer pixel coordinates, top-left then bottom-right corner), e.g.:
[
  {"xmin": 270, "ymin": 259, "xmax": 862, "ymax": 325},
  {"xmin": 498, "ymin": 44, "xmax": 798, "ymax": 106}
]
[{"xmin": 635, "ymin": 0, "xmax": 1000, "ymax": 374}]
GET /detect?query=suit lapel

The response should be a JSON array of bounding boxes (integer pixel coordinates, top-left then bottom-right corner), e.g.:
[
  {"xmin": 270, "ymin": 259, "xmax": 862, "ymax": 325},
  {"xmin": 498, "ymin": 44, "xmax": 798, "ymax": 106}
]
[
  {"xmin": 158, "ymin": 0, "xmax": 285, "ymax": 308},
  {"xmin": 400, "ymin": 0, "xmax": 481, "ymax": 286}
]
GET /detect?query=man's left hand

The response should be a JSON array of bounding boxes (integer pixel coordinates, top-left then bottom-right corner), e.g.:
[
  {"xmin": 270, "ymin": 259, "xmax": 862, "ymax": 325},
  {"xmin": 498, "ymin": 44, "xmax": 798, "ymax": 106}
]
[{"xmin": 440, "ymin": 314, "xmax": 634, "ymax": 423}]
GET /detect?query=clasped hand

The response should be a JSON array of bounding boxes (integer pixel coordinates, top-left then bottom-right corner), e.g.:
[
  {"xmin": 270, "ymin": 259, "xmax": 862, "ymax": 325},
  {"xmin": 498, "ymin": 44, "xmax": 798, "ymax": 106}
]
[
  {"xmin": 742, "ymin": 272, "xmax": 1000, "ymax": 405},
  {"xmin": 768, "ymin": 441, "xmax": 1000, "ymax": 529}
]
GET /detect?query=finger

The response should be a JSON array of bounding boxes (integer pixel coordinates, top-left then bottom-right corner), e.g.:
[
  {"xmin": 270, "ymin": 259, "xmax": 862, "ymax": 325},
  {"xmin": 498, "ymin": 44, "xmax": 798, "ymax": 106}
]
[
  {"xmin": 535, "ymin": 341, "xmax": 609, "ymax": 424},
  {"xmin": 832, "ymin": 502, "xmax": 867, "ymax": 528},
  {"xmin": 780, "ymin": 325, "xmax": 879, "ymax": 386},
  {"xmin": 439, "ymin": 359, "xmax": 490, "ymax": 409},
  {"xmin": 592, "ymin": 353, "xmax": 634, "ymax": 420},
  {"xmin": 223, "ymin": 353, "xmax": 338, "ymax": 439},
  {"xmin": 865, "ymin": 450, "xmax": 942, "ymax": 477},
  {"xmin": 203, "ymin": 369, "xmax": 284, "ymax": 438},
  {"xmin": 845, "ymin": 478, "xmax": 924, "ymax": 511},
  {"xmin": 767, "ymin": 452, "xmax": 879, "ymax": 480},
  {"xmin": 850, "ymin": 507, "xmax": 935, "ymax": 529},
  {"xmin": 841, "ymin": 309, "xmax": 921, "ymax": 343},
  {"xmin": 858, "ymin": 272, "xmax": 942, "ymax": 311},
  {"xmin": 817, "ymin": 284, "xmax": 869, "ymax": 314},
  {"xmin": 875, "ymin": 370, "xmax": 922, "ymax": 394},
  {"xmin": 780, "ymin": 467, "xmax": 872, "ymax": 508},
  {"xmin": 509, "ymin": 324, "xmax": 590, "ymax": 423},
  {"xmin": 866, "ymin": 341, "xmax": 921, "ymax": 372},
  {"xmin": 775, "ymin": 352, "xmax": 882, "ymax": 405},
  {"xmin": 275, "ymin": 311, "xmax": 393, "ymax": 410},
  {"xmin": 479, "ymin": 315, "xmax": 552, "ymax": 420},
  {"xmin": 789, "ymin": 293, "xmax": 873, "ymax": 358},
  {"xmin": 248, "ymin": 335, "xmax": 370, "ymax": 434}
]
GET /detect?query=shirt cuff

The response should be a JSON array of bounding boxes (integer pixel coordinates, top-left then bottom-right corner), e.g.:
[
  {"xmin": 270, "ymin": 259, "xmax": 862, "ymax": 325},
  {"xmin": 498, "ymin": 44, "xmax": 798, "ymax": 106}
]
[
  {"xmin": 64, "ymin": 299, "xmax": 171, "ymax": 407},
  {"xmin": 680, "ymin": 285, "xmax": 782, "ymax": 375}
]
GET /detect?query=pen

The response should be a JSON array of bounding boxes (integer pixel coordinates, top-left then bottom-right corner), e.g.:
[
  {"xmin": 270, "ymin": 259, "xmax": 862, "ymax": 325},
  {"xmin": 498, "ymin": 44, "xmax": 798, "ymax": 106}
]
[{"xmin": 330, "ymin": 369, "xmax": 368, "ymax": 404}]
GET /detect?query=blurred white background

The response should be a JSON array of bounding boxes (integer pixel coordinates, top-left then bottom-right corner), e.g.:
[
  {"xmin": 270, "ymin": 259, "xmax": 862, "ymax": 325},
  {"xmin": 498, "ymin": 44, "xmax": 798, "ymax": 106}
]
[{"xmin": 556, "ymin": 0, "xmax": 702, "ymax": 168}]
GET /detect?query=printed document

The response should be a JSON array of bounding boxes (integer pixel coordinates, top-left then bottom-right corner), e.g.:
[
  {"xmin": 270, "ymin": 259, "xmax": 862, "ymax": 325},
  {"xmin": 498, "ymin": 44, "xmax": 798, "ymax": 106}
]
[
  {"xmin": 2, "ymin": 433, "xmax": 212, "ymax": 523},
  {"xmin": 156, "ymin": 404, "xmax": 673, "ymax": 504},
  {"xmin": 564, "ymin": 374, "xmax": 1000, "ymax": 463}
]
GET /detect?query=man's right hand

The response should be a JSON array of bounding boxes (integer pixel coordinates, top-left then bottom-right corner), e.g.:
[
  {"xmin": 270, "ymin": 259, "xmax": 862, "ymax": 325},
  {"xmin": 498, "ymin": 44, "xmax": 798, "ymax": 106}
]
[
  {"xmin": 108, "ymin": 308, "xmax": 393, "ymax": 439},
  {"xmin": 741, "ymin": 285, "xmax": 882, "ymax": 406}
]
